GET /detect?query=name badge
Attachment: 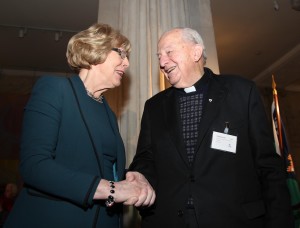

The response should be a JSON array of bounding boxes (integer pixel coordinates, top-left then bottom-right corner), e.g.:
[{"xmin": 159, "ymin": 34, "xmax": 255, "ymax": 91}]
[{"xmin": 211, "ymin": 131, "xmax": 237, "ymax": 153}]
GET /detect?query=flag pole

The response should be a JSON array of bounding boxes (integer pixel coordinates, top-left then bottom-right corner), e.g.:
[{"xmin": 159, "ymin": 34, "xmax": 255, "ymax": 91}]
[{"xmin": 272, "ymin": 75, "xmax": 283, "ymax": 155}]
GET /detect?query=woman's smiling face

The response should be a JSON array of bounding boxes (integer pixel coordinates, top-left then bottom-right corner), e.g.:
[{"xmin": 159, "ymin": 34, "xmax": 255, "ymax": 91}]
[{"xmin": 94, "ymin": 48, "xmax": 130, "ymax": 89}]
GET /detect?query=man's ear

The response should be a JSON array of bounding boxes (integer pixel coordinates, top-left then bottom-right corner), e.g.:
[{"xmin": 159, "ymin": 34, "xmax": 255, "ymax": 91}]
[{"xmin": 193, "ymin": 45, "xmax": 203, "ymax": 62}]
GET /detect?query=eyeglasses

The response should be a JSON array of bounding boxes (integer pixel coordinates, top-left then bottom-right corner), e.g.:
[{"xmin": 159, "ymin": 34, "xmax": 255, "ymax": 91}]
[{"xmin": 111, "ymin": 48, "xmax": 128, "ymax": 59}]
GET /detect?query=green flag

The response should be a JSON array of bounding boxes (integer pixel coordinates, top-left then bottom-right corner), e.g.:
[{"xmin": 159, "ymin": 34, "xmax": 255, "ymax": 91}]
[{"xmin": 272, "ymin": 76, "xmax": 300, "ymax": 227}]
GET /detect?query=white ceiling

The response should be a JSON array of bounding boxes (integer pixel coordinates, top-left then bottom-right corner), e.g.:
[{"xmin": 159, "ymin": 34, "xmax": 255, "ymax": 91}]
[{"xmin": 0, "ymin": 0, "xmax": 300, "ymax": 91}]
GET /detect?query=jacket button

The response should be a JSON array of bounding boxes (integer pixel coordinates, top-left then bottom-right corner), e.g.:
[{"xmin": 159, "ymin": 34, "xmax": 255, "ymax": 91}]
[{"xmin": 177, "ymin": 209, "xmax": 184, "ymax": 217}]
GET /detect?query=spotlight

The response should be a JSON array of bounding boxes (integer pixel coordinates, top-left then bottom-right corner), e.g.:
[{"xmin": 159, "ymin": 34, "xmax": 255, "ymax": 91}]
[
  {"xmin": 54, "ymin": 31, "xmax": 62, "ymax": 41},
  {"xmin": 18, "ymin": 28, "xmax": 27, "ymax": 38},
  {"xmin": 273, "ymin": 0, "xmax": 279, "ymax": 11}
]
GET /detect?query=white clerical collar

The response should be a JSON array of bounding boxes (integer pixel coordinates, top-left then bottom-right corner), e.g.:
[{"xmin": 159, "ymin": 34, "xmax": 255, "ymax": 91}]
[{"xmin": 184, "ymin": 86, "xmax": 196, "ymax": 93}]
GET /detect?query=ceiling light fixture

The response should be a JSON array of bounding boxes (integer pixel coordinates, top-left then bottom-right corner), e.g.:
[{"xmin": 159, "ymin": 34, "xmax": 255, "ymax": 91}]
[
  {"xmin": 18, "ymin": 28, "xmax": 27, "ymax": 38},
  {"xmin": 54, "ymin": 31, "xmax": 62, "ymax": 41},
  {"xmin": 273, "ymin": 0, "xmax": 279, "ymax": 11},
  {"xmin": 0, "ymin": 24, "xmax": 78, "ymax": 40}
]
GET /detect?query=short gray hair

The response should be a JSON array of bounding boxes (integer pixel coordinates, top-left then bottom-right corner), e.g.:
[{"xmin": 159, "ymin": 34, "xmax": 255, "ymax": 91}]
[{"xmin": 181, "ymin": 28, "xmax": 207, "ymax": 61}]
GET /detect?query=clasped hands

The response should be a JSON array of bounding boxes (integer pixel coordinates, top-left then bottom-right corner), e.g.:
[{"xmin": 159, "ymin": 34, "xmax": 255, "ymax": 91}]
[
  {"xmin": 94, "ymin": 171, "xmax": 155, "ymax": 207},
  {"xmin": 122, "ymin": 171, "xmax": 156, "ymax": 207}
]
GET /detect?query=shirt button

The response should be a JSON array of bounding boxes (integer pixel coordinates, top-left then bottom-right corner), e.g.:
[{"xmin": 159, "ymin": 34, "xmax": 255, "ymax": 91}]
[{"xmin": 177, "ymin": 209, "xmax": 184, "ymax": 217}]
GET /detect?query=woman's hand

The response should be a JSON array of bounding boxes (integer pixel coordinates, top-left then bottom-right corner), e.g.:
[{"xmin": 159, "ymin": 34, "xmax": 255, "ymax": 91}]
[{"xmin": 93, "ymin": 174, "xmax": 155, "ymax": 207}]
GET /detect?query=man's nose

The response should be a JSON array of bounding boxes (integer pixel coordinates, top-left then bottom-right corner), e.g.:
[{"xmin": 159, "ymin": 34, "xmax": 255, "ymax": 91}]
[{"xmin": 159, "ymin": 55, "xmax": 168, "ymax": 69}]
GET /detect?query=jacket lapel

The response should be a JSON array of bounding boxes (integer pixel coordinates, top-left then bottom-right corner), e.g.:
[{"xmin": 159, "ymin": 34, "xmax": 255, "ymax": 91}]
[
  {"xmin": 102, "ymin": 99, "xmax": 126, "ymax": 180},
  {"xmin": 69, "ymin": 76, "xmax": 106, "ymax": 177},
  {"xmin": 164, "ymin": 89, "xmax": 190, "ymax": 167},
  {"xmin": 195, "ymin": 75, "xmax": 228, "ymax": 153}
]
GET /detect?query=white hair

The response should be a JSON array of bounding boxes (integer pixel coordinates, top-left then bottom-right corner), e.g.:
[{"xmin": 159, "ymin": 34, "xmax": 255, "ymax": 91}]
[{"xmin": 181, "ymin": 27, "xmax": 207, "ymax": 60}]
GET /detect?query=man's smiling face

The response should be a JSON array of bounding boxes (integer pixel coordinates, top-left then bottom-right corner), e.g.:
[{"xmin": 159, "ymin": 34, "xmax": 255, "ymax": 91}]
[{"xmin": 157, "ymin": 29, "xmax": 198, "ymax": 88}]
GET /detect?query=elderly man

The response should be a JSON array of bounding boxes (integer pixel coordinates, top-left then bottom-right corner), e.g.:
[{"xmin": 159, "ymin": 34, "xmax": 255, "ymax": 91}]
[{"xmin": 129, "ymin": 27, "xmax": 293, "ymax": 228}]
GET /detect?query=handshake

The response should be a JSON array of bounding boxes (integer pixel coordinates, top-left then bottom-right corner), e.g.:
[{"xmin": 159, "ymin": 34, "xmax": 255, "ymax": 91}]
[{"xmin": 94, "ymin": 171, "xmax": 156, "ymax": 207}]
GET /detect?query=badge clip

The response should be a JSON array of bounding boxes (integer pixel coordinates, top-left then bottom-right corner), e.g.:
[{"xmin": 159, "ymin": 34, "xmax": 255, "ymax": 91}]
[{"xmin": 224, "ymin": 122, "xmax": 229, "ymax": 134}]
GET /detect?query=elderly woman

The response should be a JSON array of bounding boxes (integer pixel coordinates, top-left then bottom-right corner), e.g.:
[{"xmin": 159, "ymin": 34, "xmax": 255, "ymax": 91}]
[{"xmin": 5, "ymin": 23, "xmax": 155, "ymax": 228}]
